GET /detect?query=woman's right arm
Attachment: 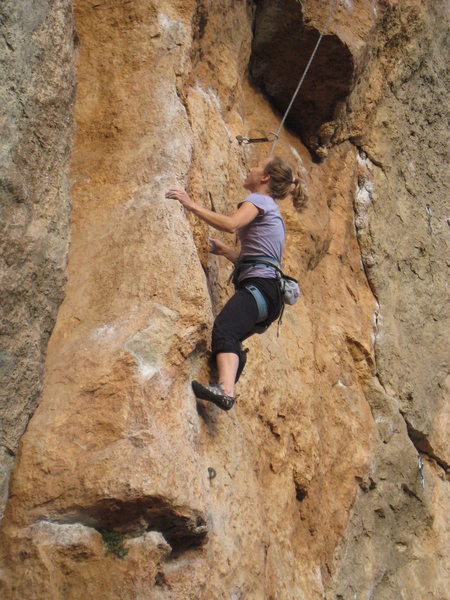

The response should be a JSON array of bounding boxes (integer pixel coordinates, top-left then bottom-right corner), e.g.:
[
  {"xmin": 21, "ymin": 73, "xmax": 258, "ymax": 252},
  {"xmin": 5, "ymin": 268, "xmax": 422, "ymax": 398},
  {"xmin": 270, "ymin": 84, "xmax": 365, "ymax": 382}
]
[
  {"xmin": 165, "ymin": 189, "xmax": 258, "ymax": 233},
  {"xmin": 209, "ymin": 238, "xmax": 240, "ymax": 264}
]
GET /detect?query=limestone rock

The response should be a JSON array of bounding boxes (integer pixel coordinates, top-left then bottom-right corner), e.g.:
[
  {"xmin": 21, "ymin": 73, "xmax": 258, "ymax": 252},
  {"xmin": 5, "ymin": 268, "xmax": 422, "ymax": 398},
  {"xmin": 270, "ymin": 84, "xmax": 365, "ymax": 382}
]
[
  {"xmin": 352, "ymin": 0, "xmax": 449, "ymax": 468},
  {"xmin": 0, "ymin": 0, "xmax": 76, "ymax": 520},
  {"xmin": 0, "ymin": 1, "xmax": 448, "ymax": 599}
]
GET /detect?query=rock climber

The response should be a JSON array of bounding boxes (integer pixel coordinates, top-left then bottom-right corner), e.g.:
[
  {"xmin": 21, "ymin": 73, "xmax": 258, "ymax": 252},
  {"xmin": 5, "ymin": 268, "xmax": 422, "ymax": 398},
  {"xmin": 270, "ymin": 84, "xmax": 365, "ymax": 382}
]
[{"xmin": 165, "ymin": 156, "xmax": 304, "ymax": 411}]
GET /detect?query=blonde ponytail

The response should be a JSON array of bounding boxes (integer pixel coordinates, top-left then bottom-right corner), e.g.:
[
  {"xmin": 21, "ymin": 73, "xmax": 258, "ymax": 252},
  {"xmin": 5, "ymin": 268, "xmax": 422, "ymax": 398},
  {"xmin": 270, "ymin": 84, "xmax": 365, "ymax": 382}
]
[
  {"xmin": 291, "ymin": 176, "xmax": 309, "ymax": 211},
  {"xmin": 264, "ymin": 156, "xmax": 309, "ymax": 210}
]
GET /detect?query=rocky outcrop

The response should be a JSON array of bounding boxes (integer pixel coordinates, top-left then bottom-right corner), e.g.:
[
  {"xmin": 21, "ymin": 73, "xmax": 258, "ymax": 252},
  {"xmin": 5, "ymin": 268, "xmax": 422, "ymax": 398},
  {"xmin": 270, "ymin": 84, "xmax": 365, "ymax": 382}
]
[
  {"xmin": 0, "ymin": 1, "xmax": 448, "ymax": 598},
  {"xmin": 327, "ymin": 4, "xmax": 450, "ymax": 594},
  {"xmin": 352, "ymin": 1, "xmax": 449, "ymax": 468},
  {"xmin": 0, "ymin": 0, "xmax": 76, "ymax": 520}
]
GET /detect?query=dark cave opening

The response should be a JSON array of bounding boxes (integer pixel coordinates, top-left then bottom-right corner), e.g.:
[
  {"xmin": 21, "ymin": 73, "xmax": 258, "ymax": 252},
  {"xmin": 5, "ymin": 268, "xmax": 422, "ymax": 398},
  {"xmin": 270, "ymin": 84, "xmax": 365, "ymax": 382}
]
[{"xmin": 249, "ymin": 0, "xmax": 355, "ymax": 152}]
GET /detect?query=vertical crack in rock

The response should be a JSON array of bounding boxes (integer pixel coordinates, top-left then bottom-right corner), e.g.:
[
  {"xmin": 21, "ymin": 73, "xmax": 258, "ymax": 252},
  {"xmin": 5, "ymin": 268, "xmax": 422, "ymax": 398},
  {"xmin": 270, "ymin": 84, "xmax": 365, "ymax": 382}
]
[
  {"xmin": 403, "ymin": 419, "xmax": 449, "ymax": 473},
  {"xmin": 0, "ymin": 447, "xmax": 15, "ymax": 523},
  {"xmin": 352, "ymin": 148, "xmax": 386, "ymax": 387},
  {"xmin": 250, "ymin": 0, "xmax": 355, "ymax": 153}
]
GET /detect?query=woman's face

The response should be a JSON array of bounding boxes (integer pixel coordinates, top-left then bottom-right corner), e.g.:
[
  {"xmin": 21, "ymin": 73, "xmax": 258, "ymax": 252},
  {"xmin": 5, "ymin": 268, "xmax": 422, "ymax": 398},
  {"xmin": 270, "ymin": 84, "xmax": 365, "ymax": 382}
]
[{"xmin": 243, "ymin": 158, "xmax": 271, "ymax": 191}]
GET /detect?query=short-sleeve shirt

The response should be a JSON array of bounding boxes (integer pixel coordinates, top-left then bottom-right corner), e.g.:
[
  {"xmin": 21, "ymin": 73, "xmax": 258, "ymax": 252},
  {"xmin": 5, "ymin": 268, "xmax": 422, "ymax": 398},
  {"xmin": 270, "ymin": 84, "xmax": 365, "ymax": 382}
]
[{"xmin": 237, "ymin": 193, "xmax": 285, "ymax": 282}]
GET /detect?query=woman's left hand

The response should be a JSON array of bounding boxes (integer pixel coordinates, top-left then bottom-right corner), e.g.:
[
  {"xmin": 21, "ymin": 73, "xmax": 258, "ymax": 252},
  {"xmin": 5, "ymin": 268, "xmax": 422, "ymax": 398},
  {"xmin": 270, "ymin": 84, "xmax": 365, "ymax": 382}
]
[{"xmin": 165, "ymin": 189, "xmax": 196, "ymax": 211}]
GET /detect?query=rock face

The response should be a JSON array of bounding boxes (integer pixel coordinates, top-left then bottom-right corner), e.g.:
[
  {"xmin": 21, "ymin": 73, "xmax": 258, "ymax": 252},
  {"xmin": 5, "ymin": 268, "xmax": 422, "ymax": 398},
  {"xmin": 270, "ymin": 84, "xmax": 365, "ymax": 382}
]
[
  {"xmin": 0, "ymin": 1, "xmax": 448, "ymax": 599},
  {"xmin": 0, "ymin": 0, "xmax": 76, "ymax": 520}
]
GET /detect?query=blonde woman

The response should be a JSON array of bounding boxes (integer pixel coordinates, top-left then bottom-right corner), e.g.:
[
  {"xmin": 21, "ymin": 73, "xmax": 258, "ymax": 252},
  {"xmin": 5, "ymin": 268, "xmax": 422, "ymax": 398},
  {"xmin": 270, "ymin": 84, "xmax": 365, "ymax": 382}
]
[{"xmin": 166, "ymin": 156, "xmax": 304, "ymax": 410}]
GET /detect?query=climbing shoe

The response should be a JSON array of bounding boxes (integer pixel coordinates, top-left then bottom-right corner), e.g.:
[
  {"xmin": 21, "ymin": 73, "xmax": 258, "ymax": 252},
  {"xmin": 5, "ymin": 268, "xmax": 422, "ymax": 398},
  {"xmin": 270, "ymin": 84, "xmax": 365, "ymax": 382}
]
[
  {"xmin": 235, "ymin": 347, "xmax": 249, "ymax": 383},
  {"xmin": 192, "ymin": 381, "xmax": 235, "ymax": 411}
]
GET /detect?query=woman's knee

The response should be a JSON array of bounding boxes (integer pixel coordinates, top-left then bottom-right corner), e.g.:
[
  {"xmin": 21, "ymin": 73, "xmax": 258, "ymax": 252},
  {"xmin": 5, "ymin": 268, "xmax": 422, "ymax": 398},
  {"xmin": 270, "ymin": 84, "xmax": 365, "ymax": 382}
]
[{"xmin": 212, "ymin": 319, "xmax": 240, "ymax": 355}]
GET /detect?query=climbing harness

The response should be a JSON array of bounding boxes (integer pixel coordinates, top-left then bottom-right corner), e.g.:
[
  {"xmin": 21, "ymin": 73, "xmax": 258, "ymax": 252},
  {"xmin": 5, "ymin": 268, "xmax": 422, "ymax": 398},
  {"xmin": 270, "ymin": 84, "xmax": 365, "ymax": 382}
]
[
  {"xmin": 236, "ymin": 0, "xmax": 340, "ymax": 156},
  {"xmin": 229, "ymin": 255, "xmax": 301, "ymax": 336},
  {"xmin": 244, "ymin": 284, "xmax": 269, "ymax": 322},
  {"xmin": 231, "ymin": 256, "xmax": 300, "ymax": 304}
]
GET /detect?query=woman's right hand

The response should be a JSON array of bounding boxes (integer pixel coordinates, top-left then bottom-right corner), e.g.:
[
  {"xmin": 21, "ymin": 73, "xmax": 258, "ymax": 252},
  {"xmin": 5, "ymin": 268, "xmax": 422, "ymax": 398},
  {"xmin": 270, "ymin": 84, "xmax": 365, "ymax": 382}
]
[{"xmin": 209, "ymin": 237, "xmax": 227, "ymax": 255}]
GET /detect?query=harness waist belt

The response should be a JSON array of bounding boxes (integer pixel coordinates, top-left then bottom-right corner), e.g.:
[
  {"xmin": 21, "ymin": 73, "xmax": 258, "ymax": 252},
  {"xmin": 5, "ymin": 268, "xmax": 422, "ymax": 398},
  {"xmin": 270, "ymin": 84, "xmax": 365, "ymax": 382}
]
[
  {"xmin": 240, "ymin": 255, "xmax": 281, "ymax": 270},
  {"xmin": 230, "ymin": 255, "xmax": 281, "ymax": 285}
]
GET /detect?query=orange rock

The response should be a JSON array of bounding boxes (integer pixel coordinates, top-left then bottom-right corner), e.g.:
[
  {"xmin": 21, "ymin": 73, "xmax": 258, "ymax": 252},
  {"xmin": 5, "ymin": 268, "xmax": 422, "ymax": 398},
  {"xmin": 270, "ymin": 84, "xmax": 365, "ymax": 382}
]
[{"xmin": 1, "ymin": 1, "xmax": 448, "ymax": 598}]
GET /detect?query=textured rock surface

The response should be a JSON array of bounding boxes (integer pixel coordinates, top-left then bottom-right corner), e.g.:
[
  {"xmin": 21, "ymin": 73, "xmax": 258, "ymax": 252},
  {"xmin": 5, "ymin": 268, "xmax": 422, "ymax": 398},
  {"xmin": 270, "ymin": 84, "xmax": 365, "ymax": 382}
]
[
  {"xmin": 351, "ymin": 1, "xmax": 449, "ymax": 468},
  {"xmin": 0, "ymin": 1, "xmax": 448, "ymax": 598},
  {"xmin": 0, "ymin": 0, "xmax": 76, "ymax": 520},
  {"xmin": 326, "ymin": 4, "xmax": 450, "ymax": 594}
]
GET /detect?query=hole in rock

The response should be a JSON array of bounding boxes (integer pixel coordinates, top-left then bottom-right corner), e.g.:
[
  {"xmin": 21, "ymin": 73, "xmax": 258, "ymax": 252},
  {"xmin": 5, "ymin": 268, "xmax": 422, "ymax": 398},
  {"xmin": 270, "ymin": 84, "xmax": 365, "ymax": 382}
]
[
  {"xmin": 155, "ymin": 571, "xmax": 169, "ymax": 588},
  {"xmin": 249, "ymin": 0, "xmax": 354, "ymax": 151},
  {"xmin": 294, "ymin": 482, "xmax": 307, "ymax": 502},
  {"xmin": 355, "ymin": 475, "xmax": 377, "ymax": 492},
  {"xmin": 404, "ymin": 418, "xmax": 434, "ymax": 457},
  {"xmin": 51, "ymin": 496, "xmax": 208, "ymax": 557}
]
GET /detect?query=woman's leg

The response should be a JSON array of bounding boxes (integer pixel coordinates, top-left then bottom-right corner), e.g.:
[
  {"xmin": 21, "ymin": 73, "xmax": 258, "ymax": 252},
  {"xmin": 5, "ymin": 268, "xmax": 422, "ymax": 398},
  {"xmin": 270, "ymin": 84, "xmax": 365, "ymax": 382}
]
[
  {"xmin": 216, "ymin": 352, "xmax": 239, "ymax": 397},
  {"xmin": 211, "ymin": 288, "xmax": 260, "ymax": 397},
  {"xmin": 192, "ymin": 280, "xmax": 281, "ymax": 410}
]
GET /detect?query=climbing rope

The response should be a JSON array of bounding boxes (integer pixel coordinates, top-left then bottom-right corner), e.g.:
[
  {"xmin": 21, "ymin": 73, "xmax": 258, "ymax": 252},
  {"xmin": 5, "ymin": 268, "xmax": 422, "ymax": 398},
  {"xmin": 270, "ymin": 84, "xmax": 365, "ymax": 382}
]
[{"xmin": 236, "ymin": 0, "xmax": 340, "ymax": 155}]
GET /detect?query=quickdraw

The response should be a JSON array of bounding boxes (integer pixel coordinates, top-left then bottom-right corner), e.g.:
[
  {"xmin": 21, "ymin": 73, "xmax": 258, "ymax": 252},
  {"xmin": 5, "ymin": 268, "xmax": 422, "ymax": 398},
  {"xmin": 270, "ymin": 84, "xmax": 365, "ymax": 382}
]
[{"xmin": 236, "ymin": 132, "xmax": 278, "ymax": 145}]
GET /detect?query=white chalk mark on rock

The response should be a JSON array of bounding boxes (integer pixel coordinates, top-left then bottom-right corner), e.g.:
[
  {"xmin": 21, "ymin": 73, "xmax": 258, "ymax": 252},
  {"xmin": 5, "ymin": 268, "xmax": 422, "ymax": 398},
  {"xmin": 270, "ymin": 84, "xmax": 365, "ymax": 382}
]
[{"xmin": 125, "ymin": 304, "xmax": 179, "ymax": 380}]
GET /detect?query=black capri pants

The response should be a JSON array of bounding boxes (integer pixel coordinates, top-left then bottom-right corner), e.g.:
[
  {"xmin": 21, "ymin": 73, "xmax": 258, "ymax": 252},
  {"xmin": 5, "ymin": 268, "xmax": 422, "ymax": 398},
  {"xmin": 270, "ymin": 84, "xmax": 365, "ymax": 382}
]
[{"xmin": 211, "ymin": 277, "xmax": 282, "ymax": 357}]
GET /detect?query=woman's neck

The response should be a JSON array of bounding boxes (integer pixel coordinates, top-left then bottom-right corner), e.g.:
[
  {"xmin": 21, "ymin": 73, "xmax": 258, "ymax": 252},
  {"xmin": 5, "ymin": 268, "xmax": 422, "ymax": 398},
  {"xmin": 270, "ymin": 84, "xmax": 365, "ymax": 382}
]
[{"xmin": 251, "ymin": 183, "xmax": 271, "ymax": 196}]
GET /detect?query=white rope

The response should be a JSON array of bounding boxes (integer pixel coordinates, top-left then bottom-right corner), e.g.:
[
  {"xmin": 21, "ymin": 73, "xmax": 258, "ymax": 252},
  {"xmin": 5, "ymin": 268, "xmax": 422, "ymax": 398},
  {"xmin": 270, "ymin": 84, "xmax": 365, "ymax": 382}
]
[{"xmin": 270, "ymin": 0, "xmax": 340, "ymax": 156}]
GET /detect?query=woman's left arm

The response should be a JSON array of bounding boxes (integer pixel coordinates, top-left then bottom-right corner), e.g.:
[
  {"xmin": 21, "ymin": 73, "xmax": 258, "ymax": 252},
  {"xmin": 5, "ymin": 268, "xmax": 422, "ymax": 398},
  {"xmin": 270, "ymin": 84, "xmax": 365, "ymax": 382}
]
[{"xmin": 165, "ymin": 189, "xmax": 258, "ymax": 233}]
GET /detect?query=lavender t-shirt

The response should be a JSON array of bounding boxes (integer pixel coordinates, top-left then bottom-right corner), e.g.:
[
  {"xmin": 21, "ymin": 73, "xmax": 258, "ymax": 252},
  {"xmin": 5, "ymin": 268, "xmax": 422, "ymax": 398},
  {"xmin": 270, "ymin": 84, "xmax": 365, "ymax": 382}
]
[{"xmin": 237, "ymin": 193, "xmax": 285, "ymax": 282}]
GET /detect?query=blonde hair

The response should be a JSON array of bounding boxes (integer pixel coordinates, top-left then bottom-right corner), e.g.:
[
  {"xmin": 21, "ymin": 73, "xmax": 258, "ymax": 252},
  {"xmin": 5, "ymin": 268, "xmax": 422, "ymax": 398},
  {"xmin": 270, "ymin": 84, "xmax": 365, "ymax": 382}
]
[{"xmin": 264, "ymin": 156, "xmax": 308, "ymax": 210}]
